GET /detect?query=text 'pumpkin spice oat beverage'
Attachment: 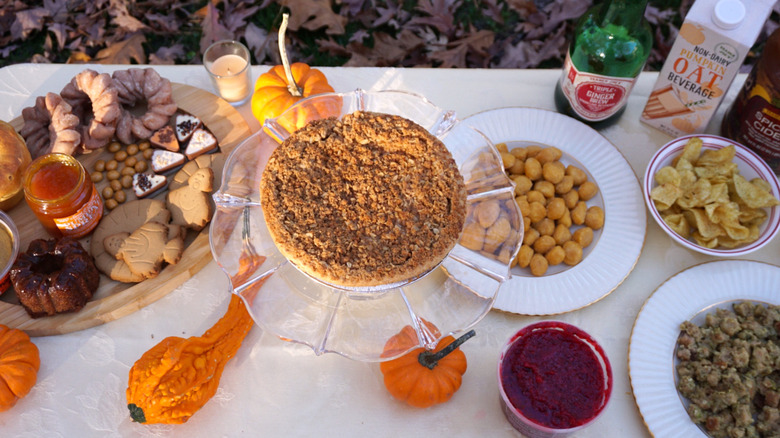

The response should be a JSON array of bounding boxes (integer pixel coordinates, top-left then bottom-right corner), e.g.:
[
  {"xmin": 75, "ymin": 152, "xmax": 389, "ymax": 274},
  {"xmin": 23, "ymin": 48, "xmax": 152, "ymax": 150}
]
[{"xmin": 640, "ymin": 0, "xmax": 775, "ymax": 137}]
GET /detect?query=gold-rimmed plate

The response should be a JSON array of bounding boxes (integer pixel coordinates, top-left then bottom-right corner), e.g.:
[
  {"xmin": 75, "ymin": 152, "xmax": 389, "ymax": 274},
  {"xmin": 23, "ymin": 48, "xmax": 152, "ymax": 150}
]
[
  {"xmin": 628, "ymin": 260, "xmax": 780, "ymax": 437},
  {"xmin": 463, "ymin": 107, "xmax": 646, "ymax": 315}
]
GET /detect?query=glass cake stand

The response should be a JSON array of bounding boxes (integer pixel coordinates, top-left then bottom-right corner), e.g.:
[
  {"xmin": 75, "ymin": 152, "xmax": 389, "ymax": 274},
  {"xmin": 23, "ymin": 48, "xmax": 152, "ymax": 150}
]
[{"xmin": 209, "ymin": 89, "xmax": 523, "ymax": 362}]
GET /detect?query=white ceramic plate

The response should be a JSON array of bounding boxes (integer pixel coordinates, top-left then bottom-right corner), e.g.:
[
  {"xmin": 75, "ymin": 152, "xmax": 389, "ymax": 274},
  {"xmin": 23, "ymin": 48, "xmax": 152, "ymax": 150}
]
[
  {"xmin": 628, "ymin": 260, "xmax": 780, "ymax": 438},
  {"xmin": 463, "ymin": 107, "xmax": 646, "ymax": 315}
]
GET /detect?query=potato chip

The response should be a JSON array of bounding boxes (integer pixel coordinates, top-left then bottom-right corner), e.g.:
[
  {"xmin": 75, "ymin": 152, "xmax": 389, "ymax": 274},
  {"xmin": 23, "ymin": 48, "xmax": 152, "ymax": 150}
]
[
  {"xmin": 733, "ymin": 173, "xmax": 780, "ymax": 209},
  {"xmin": 705, "ymin": 202, "xmax": 749, "ymax": 240},
  {"xmin": 715, "ymin": 235, "xmax": 744, "ymax": 249},
  {"xmin": 718, "ymin": 225, "xmax": 760, "ymax": 248},
  {"xmin": 654, "ymin": 200, "xmax": 672, "ymax": 212},
  {"xmin": 662, "ymin": 212, "xmax": 689, "ymax": 238},
  {"xmin": 694, "ymin": 161, "xmax": 737, "ymax": 183},
  {"xmin": 678, "ymin": 178, "xmax": 711, "ymax": 209},
  {"xmin": 750, "ymin": 178, "xmax": 772, "ymax": 193},
  {"xmin": 675, "ymin": 157, "xmax": 694, "ymax": 173},
  {"xmin": 655, "ymin": 166, "xmax": 681, "ymax": 186},
  {"xmin": 650, "ymin": 183, "xmax": 681, "ymax": 209},
  {"xmin": 692, "ymin": 231, "xmax": 718, "ymax": 248},
  {"xmin": 684, "ymin": 208, "xmax": 724, "ymax": 239},
  {"xmin": 678, "ymin": 169, "xmax": 697, "ymax": 192},
  {"xmin": 679, "ymin": 137, "xmax": 702, "ymax": 165},
  {"xmin": 706, "ymin": 183, "xmax": 729, "ymax": 205},
  {"xmin": 697, "ymin": 144, "xmax": 735, "ymax": 167},
  {"xmin": 738, "ymin": 205, "xmax": 767, "ymax": 227}
]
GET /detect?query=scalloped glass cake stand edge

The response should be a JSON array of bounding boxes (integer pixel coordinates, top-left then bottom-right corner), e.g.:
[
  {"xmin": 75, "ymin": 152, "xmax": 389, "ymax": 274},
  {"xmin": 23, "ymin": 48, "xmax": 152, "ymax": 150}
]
[{"xmin": 209, "ymin": 89, "xmax": 523, "ymax": 362}]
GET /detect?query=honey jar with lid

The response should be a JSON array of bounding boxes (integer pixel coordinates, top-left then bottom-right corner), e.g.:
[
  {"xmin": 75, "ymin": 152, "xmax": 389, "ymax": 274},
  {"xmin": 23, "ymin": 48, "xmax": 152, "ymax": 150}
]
[{"xmin": 23, "ymin": 153, "xmax": 103, "ymax": 238}]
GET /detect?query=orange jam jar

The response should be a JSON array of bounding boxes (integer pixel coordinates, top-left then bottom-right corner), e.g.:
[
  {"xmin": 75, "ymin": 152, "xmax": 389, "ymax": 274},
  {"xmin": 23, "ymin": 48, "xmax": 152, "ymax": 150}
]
[{"xmin": 23, "ymin": 153, "xmax": 103, "ymax": 238}]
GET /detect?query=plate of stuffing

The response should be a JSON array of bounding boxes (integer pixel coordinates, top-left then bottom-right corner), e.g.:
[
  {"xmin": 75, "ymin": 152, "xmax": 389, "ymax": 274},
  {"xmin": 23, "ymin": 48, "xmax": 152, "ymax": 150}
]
[
  {"xmin": 210, "ymin": 89, "xmax": 524, "ymax": 362},
  {"xmin": 462, "ymin": 107, "xmax": 646, "ymax": 315},
  {"xmin": 629, "ymin": 259, "xmax": 780, "ymax": 438}
]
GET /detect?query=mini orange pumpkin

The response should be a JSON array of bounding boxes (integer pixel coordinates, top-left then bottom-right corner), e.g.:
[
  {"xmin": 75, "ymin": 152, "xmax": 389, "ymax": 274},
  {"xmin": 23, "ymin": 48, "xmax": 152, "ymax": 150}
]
[
  {"xmin": 251, "ymin": 13, "xmax": 335, "ymax": 127},
  {"xmin": 0, "ymin": 324, "xmax": 40, "ymax": 412},
  {"xmin": 379, "ymin": 321, "xmax": 475, "ymax": 409}
]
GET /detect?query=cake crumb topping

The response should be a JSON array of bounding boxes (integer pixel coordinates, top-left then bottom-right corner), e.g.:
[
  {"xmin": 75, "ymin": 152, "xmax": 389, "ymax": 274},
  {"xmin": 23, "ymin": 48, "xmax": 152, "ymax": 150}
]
[{"xmin": 260, "ymin": 111, "xmax": 466, "ymax": 287}]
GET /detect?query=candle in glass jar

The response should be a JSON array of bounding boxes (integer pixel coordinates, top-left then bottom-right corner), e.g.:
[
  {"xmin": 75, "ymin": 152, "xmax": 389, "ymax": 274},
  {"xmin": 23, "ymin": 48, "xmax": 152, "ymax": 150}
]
[
  {"xmin": 210, "ymin": 54, "xmax": 249, "ymax": 101},
  {"xmin": 204, "ymin": 40, "xmax": 253, "ymax": 105}
]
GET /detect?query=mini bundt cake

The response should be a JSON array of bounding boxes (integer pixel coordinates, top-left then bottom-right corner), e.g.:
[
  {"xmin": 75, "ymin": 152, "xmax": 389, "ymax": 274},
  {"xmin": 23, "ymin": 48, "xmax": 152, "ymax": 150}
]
[{"xmin": 10, "ymin": 237, "xmax": 99, "ymax": 318}]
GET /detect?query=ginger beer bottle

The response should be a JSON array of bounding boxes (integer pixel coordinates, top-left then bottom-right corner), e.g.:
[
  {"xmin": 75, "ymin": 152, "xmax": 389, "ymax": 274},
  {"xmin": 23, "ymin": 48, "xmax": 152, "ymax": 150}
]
[{"xmin": 555, "ymin": 0, "xmax": 652, "ymax": 129}]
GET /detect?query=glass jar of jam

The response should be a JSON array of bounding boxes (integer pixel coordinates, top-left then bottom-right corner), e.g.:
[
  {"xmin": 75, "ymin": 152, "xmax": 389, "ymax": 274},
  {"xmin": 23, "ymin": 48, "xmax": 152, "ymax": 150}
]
[{"xmin": 23, "ymin": 153, "xmax": 103, "ymax": 238}]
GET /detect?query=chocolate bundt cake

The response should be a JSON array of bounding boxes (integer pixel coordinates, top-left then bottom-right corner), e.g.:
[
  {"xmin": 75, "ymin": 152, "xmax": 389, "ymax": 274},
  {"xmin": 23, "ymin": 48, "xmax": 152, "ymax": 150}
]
[{"xmin": 10, "ymin": 237, "xmax": 99, "ymax": 318}]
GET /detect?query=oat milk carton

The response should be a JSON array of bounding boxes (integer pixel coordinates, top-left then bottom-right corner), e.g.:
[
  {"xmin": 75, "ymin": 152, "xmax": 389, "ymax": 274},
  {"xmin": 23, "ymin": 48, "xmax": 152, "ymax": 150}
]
[{"xmin": 641, "ymin": 0, "xmax": 775, "ymax": 137}]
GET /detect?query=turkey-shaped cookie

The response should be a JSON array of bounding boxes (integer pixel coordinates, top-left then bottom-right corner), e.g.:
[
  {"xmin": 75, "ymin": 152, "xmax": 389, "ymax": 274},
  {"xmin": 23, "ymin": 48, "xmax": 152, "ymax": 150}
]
[
  {"xmin": 116, "ymin": 221, "xmax": 184, "ymax": 280},
  {"xmin": 166, "ymin": 167, "xmax": 214, "ymax": 232}
]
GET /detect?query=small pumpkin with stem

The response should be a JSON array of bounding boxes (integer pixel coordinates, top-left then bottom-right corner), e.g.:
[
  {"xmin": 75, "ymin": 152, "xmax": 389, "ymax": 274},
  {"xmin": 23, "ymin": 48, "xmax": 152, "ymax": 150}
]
[
  {"xmin": 0, "ymin": 324, "xmax": 40, "ymax": 412},
  {"xmin": 380, "ymin": 320, "xmax": 475, "ymax": 408},
  {"xmin": 251, "ymin": 13, "xmax": 336, "ymax": 129}
]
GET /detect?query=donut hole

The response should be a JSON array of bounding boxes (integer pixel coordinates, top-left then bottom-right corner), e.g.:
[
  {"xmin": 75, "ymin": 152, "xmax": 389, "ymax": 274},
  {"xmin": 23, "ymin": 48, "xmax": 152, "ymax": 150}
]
[
  {"xmin": 127, "ymin": 101, "xmax": 151, "ymax": 119},
  {"xmin": 75, "ymin": 104, "xmax": 96, "ymax": 127}
]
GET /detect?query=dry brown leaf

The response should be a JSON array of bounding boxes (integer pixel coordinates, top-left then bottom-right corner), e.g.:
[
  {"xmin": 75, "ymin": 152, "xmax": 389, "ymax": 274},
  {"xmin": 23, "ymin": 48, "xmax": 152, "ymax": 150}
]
[
  {"xmin": 431, "ymin": 29, "xmax": 494, "ymax": 68},
  {"xmin": 0, "ymin": 0, "xmax": 775, "ymax": 71},
  {"xmin": 199, "ymin": 2, "xmax": 233, "ymax": 54},
  {"xmin": 94, "ymin": 33, "xmax": 147, "ymax": 64},
  {"xmin": 282, "ymin": 0, "xmax": 347, "ymax": 35},
  {"xmin": 506, "ymin": 0, "xmax": 537, "ymax": 18},
  {"xmin": 150, "ymin": 44, "xmax": 185, "ymax": 64},
  {"xmin": 10, "ymin": 7, "xmax": 49, "ymax": 39},
  {"xmin": 66, "ymin": 51, "xmax": 92, "ymax": 64},
  {"xmin": 410, "ymin": 0, "xmax": 456, "ymax": 35}
]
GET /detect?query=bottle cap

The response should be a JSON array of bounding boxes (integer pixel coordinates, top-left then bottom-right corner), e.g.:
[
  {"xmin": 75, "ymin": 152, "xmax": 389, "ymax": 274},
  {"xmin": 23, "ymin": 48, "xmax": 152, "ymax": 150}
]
[{"xmin": 712, "ymin": 0, "xmax": 746, "ymax": 30}]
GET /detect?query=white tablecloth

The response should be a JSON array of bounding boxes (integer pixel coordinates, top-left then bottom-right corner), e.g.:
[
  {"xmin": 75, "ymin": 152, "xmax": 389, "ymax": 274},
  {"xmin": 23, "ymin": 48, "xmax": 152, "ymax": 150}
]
[{"xmin": 0, "ymin": 64, "xmax": 775, "ymax": 437}]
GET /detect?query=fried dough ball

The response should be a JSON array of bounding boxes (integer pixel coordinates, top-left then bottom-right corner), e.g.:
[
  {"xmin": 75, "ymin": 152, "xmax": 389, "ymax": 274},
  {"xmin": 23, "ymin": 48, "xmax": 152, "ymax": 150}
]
[{"xmin": 501, "ymin": 145, "xmax": 602, "ymax": 276}]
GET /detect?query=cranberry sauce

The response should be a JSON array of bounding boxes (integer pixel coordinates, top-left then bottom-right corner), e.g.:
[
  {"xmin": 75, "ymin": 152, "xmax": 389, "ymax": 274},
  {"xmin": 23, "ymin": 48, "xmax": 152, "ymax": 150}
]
[{"xmin": 499, "ymin": 321, "xmax": 612, "ymax": 430}]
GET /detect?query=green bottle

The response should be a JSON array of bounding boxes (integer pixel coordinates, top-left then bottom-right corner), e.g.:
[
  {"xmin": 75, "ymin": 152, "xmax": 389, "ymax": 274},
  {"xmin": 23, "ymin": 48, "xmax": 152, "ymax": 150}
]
[{"xmin": 554, "ymin": 0, "xmax": 652, "ymax": 128}]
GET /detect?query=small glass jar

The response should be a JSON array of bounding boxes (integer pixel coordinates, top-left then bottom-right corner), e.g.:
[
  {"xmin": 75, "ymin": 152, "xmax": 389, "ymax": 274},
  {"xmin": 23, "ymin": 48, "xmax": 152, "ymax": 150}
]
[
  {"xmin": 0, "ymin": 210, "xmax": 19, "ymax": 295},
  {"xmin": 23, "ymin": 153, "xmax": 103, "ymax": 238}
]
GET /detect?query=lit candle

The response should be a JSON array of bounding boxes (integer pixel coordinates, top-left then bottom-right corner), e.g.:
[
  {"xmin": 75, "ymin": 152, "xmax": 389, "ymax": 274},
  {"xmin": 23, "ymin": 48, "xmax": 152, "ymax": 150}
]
[
  {"xmin": 210, "ymin": 54, "xmax": 249, "ymax": 101},
  {"xmin": 204, "ymin": 41, "xmax": 253, "ymax": 105}
]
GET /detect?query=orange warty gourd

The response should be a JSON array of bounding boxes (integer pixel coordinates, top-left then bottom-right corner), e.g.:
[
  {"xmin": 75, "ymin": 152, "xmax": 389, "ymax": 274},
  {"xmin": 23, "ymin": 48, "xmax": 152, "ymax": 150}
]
[
  {"xmin": 251, "ymin": 13, "xmax": 335, "ymax": 127},
  {"xmin": 379, "ymin": 321, "xmax": 475, "ymax": 409},
  {"xmin": 0, "ymin": 324, "xmax": 40, "ymax": 412},
  {"xmin": 126, "ymin": 255, "xmax": 268, "ymax": 424}
]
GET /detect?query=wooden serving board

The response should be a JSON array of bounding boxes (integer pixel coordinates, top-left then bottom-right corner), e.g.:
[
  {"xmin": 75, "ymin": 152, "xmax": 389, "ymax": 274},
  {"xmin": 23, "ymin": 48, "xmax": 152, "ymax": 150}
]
[{"xmin": 0, "ymin": 83, "xmax": 252, "ymax": 336}]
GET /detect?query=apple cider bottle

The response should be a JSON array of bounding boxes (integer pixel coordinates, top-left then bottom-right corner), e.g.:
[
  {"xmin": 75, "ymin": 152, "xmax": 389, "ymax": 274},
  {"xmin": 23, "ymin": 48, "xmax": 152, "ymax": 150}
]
[
  {"xmin": 554, "ymin": 0, "xmax": 652, "ymax": 129},
  {"xmin": 721, "ymin": 27, "xmax": 780, "ymax": 174}
]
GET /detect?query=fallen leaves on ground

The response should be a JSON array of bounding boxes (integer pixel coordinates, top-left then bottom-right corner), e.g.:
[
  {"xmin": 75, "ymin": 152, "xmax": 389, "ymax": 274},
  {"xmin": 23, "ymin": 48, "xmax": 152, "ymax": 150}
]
[{"xmin": 0, "ymin": 0, "xmax": 778, "ymax": 71}]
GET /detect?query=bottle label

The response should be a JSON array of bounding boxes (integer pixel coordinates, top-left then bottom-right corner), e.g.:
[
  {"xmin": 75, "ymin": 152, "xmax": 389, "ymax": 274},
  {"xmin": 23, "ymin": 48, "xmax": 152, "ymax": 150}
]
[
  {"xmin": 53, "ymin": 186, "xmax": 103, "ymax": 238},
  {"xmin": 738, "ymin": 93, "xmax": 780, "ymax": 172},
  {"xmin": 559, "ymin": 52, "xmax": 636, "ymax": 121}
]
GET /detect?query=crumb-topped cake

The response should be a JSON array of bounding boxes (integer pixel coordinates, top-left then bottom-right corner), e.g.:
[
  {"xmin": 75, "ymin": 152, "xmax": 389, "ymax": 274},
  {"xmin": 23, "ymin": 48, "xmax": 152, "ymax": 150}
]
[{"xmin": 260, "ymin": 111, "xmax": 466, "ymax": 288}]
